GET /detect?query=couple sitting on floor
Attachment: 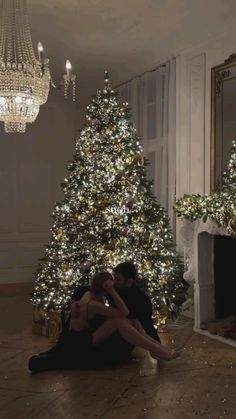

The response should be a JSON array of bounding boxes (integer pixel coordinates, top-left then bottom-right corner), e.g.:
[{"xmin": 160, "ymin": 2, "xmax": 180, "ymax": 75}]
[{"xmin": 29, "ymin": 261, "xmax": 180, "ymax": 372}]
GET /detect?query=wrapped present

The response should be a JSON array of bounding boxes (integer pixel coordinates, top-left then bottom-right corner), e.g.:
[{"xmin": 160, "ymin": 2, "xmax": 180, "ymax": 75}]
[
  {"xmin": 32, "ymin": 307, "xmax": 62, "ymax": 341},
  {"xmin": 32, "ymin": 308, "xmax": 50, "ymax": 337},
  {"xmin": 48, "ymin": 309, "xmax": 62, "ymax": 343}
]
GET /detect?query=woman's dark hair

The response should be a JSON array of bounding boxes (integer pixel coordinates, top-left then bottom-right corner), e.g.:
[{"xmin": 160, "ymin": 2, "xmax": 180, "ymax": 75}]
[
  {"xmin": 113, "ymin": 261, "xmax": 138, "ymax": 280},
  {"xmin": 90, "ymin": 271, "xmax": 113, "ymax": 294}
]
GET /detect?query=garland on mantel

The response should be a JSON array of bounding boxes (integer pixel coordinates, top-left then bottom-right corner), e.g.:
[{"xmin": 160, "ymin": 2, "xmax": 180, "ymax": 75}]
[{"xmin": 174, "ymin": 140, "xmax": 236, "ymax": 237}]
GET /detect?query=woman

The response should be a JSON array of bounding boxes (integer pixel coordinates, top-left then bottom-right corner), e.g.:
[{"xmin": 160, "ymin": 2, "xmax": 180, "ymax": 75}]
[{"xmin": 68, "ymin": 271, "xmax": 180, "ymax": 362}]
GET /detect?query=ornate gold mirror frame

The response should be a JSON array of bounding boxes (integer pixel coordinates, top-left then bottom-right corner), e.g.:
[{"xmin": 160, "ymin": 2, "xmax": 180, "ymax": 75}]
[{"xmin": 211, "ymin": 54, "xmax": 236, "ymax": 191}]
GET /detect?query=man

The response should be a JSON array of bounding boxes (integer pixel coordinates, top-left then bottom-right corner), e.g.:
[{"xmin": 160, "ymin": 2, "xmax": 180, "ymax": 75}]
[
  {"xmin": 112, "ymin": 261, "xmax": 161, "ymax": 342},
  {"xmin": 94, "ymin": 261, "xmax": 161, "ymax": 366}
]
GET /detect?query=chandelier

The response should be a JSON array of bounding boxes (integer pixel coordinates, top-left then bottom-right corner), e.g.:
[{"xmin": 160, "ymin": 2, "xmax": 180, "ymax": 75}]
[{"xmin": 0, "ymin": 0, "xmax": 76, "ymax": 133}]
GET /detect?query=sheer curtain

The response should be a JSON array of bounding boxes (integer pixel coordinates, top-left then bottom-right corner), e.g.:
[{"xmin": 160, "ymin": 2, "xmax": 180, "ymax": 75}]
[{"xmin": 117, "ymin": 58, "xmax": 176, "ymax": 231}]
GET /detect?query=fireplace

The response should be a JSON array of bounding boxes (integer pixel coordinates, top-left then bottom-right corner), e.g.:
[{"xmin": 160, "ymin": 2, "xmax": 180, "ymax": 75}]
[
  {"xmin": 180, "ymin": 218, "xmax": 236, "ymax": 347},
  {"xmin": 214, "ymin": 235, "xmax": 236, "ymax": 320}
]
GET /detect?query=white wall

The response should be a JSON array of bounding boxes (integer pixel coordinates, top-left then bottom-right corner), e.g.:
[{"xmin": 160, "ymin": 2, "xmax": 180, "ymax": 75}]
[
  {"xmin": 175, "ymin": 25, "xmax": 236, "ymax": 247},
  {"xmin": 0, "ymin": 89, "xmax": 77, "ymax": 284}
]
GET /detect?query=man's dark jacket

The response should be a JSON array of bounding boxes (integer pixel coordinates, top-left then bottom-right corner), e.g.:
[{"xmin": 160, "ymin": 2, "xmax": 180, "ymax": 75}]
[{"xmin": 114, "ymin": 285, "xmax": 160, "ymax": 340}]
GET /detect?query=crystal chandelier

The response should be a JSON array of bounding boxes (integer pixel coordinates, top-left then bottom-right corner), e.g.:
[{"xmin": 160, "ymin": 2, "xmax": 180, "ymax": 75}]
[{"xmin": 0, "ymin": 0, "xmax": 76, "ymax": 133}]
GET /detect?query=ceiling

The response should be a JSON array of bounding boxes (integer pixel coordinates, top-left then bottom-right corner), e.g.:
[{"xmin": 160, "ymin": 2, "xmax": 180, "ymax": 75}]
[{"xmin": 27, "ymin": 0, "xmax": 236, "ymax": 106}]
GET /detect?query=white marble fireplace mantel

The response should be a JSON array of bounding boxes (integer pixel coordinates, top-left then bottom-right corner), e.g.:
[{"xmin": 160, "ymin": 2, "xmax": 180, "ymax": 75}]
[{"xmin": 179, "ymin": 218, "xmax": 236, "ymax": 347}]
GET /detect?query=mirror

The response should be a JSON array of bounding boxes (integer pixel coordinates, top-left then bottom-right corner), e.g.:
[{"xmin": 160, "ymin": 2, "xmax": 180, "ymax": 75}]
[{"xmin": 211, "ymin": 54, "xmax": 236, "ymax": 191}]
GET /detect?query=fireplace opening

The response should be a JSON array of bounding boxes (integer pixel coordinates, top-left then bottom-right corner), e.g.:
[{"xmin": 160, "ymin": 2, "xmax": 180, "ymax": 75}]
[{"xmin": 214, "ymin": 235, "xmax": 236, "ymax": 320}]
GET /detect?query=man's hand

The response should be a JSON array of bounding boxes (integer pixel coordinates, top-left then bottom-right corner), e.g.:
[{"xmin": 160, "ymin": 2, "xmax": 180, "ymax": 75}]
[{"xmin": 132, "ymin": 319, "xmax": 146, "ymax": 334}]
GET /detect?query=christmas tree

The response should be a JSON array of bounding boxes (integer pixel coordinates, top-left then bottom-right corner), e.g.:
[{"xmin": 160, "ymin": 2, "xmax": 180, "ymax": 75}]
[
  {"xmin": 174, "ymin": 139, "xmax": 236, "ymax": 236},
  {"xmin": 222, "ymin": 139, "xmax": 236, "ymax": 195},
  {"xmin": 32, "ymin": 72, "xmax": 185, "ymax": 316}
]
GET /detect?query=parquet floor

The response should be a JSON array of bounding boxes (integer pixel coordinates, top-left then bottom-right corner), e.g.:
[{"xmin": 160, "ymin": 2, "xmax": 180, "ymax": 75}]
[{"xmin": 0, "ymin": 283, "xmax": 235, "ymax": 419}]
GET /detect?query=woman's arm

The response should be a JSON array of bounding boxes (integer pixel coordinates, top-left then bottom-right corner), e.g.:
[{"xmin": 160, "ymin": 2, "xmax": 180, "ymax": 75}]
[
  {"xmin": 70, "ymin": 291, "xmax": 91, "ymax": 318},
  {"xmin": 88, "ymin": 301, "xmax": 127, "ymax": 318},
  {"xmin": 104, "ymin": 280, "xmax": 129, "ymax": 317},
  {"xmin": 90, "ymin": 281, "xmax": 129, "ymax": 318}
]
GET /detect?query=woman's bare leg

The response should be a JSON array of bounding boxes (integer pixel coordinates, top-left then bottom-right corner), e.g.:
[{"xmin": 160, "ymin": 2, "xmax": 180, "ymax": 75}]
[
  {"xmin": 92, "ymin": 318, "xmax": 126, "ymax": 345},
  {"xmin": 116, "ymin": 320, "xmax": 180, "ymax": 361},
  {"xmin": 93, "ymin": 318, "xmax": 180, "ymax": 361}
]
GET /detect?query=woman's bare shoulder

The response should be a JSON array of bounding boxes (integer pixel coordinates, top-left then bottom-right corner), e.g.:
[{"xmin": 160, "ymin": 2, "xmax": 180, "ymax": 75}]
[
  {"xmin": 70, "ymin": 291, "xmax": 92, "ymax": 309},
  {"xmin": 78, "ymin": 290, "xmax": 92, "ymax": 303}
]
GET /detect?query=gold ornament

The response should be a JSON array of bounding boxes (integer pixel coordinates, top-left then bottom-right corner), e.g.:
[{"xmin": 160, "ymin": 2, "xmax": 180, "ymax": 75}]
[
  {"xmin": 105, "ymin": 127, "xmax": 112, "ymax": 135},
  {"xmin": 133, "ymin": 153, "xmax": 144, "ymax": 166},
  {"xmin": 149, "ymin": 232, "xmax": 155, "ymax": 242},
  {"xmin": 74, "ymin": 212, "xmax": 82, "ymax": 221},
  {"xmin": 113, "ymin": 214, "xmax": 122, "ymax": 222},
  {"xmin": 145, "ymin": 259, "xmax": 152, "ymax": 269},
  {"xmin": 135, "ymin": 226, "xmax": 145, "ymax": 237},
  {"xmin": 61, "ymin": 264, "xmax": 70, "ymax": 273},
  {"xmin": 116, "ymin": 170, "xmax": 125, "ymax": 180},
  {"xmin": 56, "ymin": 229, "xmax": 66, "ymax": 240},
  {"xmin": 83, "ymin": 147, "xmax": 91, "ymax": 156},
  {"xmin": 95, "ymin": 199, "xmax": 110, "ymax": 210},
  {"xmin": 104, "ymin": 240, "xmax": 116, "ymax": 251},
  {"xmin": 116, "ymin": 143, "xmax": 124, "ymax": 151},
  {"xmin": 137, "ymin": 213, "xmax": 148, "ymax": 223},
  {"xmin": 159, "ymin": 278, "xmax": 168, "ymax": 286}
]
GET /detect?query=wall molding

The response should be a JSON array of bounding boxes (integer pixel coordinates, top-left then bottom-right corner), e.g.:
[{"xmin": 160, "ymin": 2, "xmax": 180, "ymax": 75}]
[{"xmin": 0, "ymin": 91, "xmax": 76, "ymax": 284}]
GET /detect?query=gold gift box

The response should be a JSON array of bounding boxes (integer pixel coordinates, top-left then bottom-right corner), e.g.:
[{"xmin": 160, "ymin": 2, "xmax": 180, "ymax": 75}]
[{"xmin": 32, "ymin": 308, "xmax": 62, "ymax": 342}]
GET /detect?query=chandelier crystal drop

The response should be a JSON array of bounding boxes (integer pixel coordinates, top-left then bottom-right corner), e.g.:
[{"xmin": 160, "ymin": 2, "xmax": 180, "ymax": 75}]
[{"xmin": 0, "ymin": 0, "xmax": 76, "ymax": 133}]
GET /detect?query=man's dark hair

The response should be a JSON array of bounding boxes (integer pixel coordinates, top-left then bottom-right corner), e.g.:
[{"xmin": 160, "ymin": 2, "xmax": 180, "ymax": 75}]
[{"xmin": 113, "ymin": 261, "xmax": 138, "ymax": 280}]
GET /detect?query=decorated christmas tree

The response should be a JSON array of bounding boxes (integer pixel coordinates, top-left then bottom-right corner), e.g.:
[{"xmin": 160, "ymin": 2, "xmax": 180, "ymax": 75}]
[
  {"xmin": 174, "ymin": 139, "xmax": 236, "ymax": 235},
  {"xmin": 31, "ymin": 72, "xmax": 185, "ymax": 317},
  {"xmin": 222, "ymin": 139, "xmax": 236, "ymax": 195}
]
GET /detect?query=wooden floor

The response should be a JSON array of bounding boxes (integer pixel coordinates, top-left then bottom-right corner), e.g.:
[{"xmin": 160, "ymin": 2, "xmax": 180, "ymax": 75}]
[{"xmin": 0, "ymin": 283, "xmax": 236, "ymax": 419}]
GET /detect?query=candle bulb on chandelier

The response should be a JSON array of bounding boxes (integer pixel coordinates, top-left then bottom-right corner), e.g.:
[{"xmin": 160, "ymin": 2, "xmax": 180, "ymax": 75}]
[
  {"xmin": 65, "ymin": 60, "xmax": 72, "ymax": 77},
  {"xmin": 37, "ymin": 42, "xmax": 44, "ymax": 62}
]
